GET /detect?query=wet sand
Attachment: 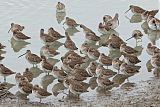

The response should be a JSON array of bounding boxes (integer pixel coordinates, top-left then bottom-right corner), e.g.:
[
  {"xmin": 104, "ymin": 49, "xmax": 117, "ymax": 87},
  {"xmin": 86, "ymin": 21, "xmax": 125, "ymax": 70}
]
[{"xmin": 1, "ymin": 77, "xmax": 160, "ymax": 107}]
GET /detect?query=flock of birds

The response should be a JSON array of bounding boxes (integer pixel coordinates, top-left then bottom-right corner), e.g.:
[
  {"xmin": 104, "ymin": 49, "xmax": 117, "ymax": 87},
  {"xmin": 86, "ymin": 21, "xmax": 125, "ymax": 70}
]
[{"xmin": 0, "ymin": 2, "xmax": 160, "ymax": 103}]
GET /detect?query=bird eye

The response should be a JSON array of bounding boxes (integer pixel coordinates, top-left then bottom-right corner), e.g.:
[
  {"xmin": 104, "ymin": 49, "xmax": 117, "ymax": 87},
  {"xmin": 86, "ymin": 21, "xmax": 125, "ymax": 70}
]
[
  {"xmin": 152, "ymin": 20, "xmax": 155, "ymax": 23},
  {"xmin": 133, "ymin": 33, "xmax": 137, "ymax": 37}
]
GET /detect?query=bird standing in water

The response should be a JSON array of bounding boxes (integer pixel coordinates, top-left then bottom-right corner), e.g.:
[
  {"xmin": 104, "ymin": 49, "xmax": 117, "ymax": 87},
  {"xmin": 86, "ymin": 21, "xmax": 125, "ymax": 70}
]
[
  {"xmin": 64, "ymin": 32, "xmax": 78, "ymax": 50},
  {"xmin": 0, "ymin": 64, "xmax": 15, "ymax": 82},
  {"xmin": 18, "ymin": 50, "xmax": 42, "ymax": 67}
]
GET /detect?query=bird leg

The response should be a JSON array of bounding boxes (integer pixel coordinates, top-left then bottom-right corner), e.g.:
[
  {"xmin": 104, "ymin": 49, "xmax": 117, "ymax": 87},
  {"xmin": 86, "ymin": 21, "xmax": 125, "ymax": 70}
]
[
  {"xmin": 127, "ymin": 78, "xmax": 129, "ymax": 82},
  {"xmin": 40, "ymin": 98, "xmax": 42, "ymax": 103},
  {"xmin": 4, "ymin": 76, "xmax": 6, "ymax": 82},
  {"xmin": 118, "ymin": 70, "xmax": 120, "ymax": 74}
]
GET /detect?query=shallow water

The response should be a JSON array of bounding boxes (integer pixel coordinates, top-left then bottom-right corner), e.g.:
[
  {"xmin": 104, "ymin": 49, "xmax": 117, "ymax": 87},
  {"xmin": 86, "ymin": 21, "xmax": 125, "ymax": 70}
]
[{"xmin": 0, "ymin": 0, "xmax": 159, "ymax": 105}]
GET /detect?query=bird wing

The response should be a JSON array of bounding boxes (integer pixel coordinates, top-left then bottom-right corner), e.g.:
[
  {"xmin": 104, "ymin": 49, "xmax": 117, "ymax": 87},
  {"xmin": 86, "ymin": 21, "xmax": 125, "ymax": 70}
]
[
  {"xmin": 38, "ymin": 89, "xmax": 52, "ymax": 96},
  {"xmin": 22, "ymin": 85, "xmax": 32, "ymax": 93},
  {"xmin": 125, "ymin": 46, "xmax": 138, "ymax": 53},
  {"xmin": 67, "ymin": 19, "xmax": 77, "ymax": 26},
  {"xmin": 43, "ymin": 62, "xmax": 53, "ymax": 70},
  {"xmin": 64, "ymin": 40, "xmax": 77, "ymax": 50},
  {"xmin": 28, "ymin": 54, "xmax": 41, "ymax": 63},
  {"xmin": 1, "ymin": 67, "xmax": 14, "ymax": 74},
  {"xmin": 14, "ymin": 32, "xmax": 30, "ymax": 39}
]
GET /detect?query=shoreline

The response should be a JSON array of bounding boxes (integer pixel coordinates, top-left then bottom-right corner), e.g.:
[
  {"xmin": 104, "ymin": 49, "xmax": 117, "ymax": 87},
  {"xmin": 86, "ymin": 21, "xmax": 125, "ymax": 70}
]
[{"xmin": 1, "ymin": 77, "xmax": 160, "ymax": 107}]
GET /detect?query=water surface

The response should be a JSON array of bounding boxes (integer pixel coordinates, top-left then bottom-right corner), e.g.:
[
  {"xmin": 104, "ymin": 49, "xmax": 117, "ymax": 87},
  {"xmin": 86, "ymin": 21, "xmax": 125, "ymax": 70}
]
[{"xmin": 0, "ymin": 0, "xmax": 159, "ymax": 105}]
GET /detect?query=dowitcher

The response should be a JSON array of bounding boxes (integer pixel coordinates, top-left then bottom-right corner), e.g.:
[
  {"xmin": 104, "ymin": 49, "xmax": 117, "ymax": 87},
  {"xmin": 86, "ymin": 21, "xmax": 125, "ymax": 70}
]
[
  {"xmin": 64, "ymin": 51, "xmax": 79, "ymax": 61},
  {"xmin": 68, "ymin": 73, "xmax": 87, "ymax": 81},
  {"xmin": 103, "ymin": 34, "xmax": 125, "ymax": 50},
  {"xmin": 41, "ymin": 56, "xmax": 54, "ymax": 75},
  {"xmin": 0, "ymin": 64, "xmax": 15, "ymax": 82},
  {"xmin": 0, "ymin": 43, "xmax": 6, "ymax": 50},
  {"xmin": 146, "ymin": 43, "xmax": 158, "ymax": 56},
  {"xmin": 56, "ymin": 2, "xmax": 65, "ymax": 12},
  {"xmin": 72, "ymin": 64, "xmax": 90, "ymax": 78},
  {"xmin": 85, "ymin": 32, "xmax": 100, "ymax": 43},
  {"xmin": 12, "ymin": 31, "xmax": 31, "ymax": 41},
  {"xmin": 41, "ymin": 45, "xmax": 60, "ymax": 57},
  {"xmin": 126, "ymin": 30, "xmax": 143, "ymax": 45},
  {"xmin": 96, "ymin": 75, "xmax": 114, "ymax": 89},
  {"xmin": 33, "ymin": 85, "xmax": 52, "ymax": 102},
  {"xmin": 98, "ymin": 22, "xmax": 110, "ymax": 34},
  {"xmin": 103, "ymin": 15, "xmax": 112, "ymax": 24},
  {"xmin": 153, "ymin": 48, "xmax": 160, "ymax": 56},
  {"xmin": 109, "ymin": 34, "xmax": 125, "ymax": 44},
  {"xmin": 102, "ymin": 34, "xmax": 126, "ymax": 50},
  {"xmin": 62, "ymin": 58, "xmax": 83, "ymax": 71},
  {"xmin": 18, "ymin": 78, "xmax": 33, "ymax": 95},
  {"xmin": 104, "ymin": 40, "xmax": 121, "ymax": 50},
  {"xmin": 23, "ymin": 68, "xmax": 33, "ymax": 82},
  {"xmin": 96, "ymin": 64, "xmax": 117, "ymax": 78},
  {"xmin": 66, "ymin": 53, "xmax": 87, "ymax": 65},
  {"xmin": 48, "ymin": 27, "xmax": 65, "ymax": 40},
  {"xmin": 0, "ymin": 83, "xmax": 8, "ymax": 98},
  {"xmin": 18, "ymin": 50, "xmax": 42, "ymax": 67},
  {"xmin": 15, "ymin": 68, "xmax": 33, "ymax": 83},
  {"xmin": 63, "ymin": 78, "xmax": 89, "ymax": 96},
  {"xmin": 120, "ymin": 63, "xmax": 139, "ymax": 76},
  {"xmin": 80, "ymin": 42, "xmax": 99, "ymax": 55},
  {"xmin": 61, "ymin": 50, "xmax": 80, "ymax": 61},
  {"xmin": 122, "ymin": 52, "xmax": 141, "ymax": 65},
  {"xmin": 15, "ymin": 73, "xmax": 27, "ymax": 84},
  {"xmin": 87, "ymin": 61, "xmax": 98, "ymax": 77},
  {"xmin": 105, "ymin": 13, "xmax": 119, "ymax": 30},
  {"xmin": 63, "ymin": 17, "xmax": 79, "ymax": 28},
  {"xmin": 80, "ymin": 24, "xmax": 95, "ymax": 34},
  {"xmin": 151, "ymin": 54, "xmax": 160, "ymax": 68},
  {"xmin": 98, "ymin": 53, "xmax": 112, "ymax": 67},
  {"xmin": 0, "ymin": 83, "xmax": 8, "ymax": 91},
  {"xmin": 52, "ymin": 66, "xmax": 67, "ymax": 81},
  {"xmin": 147, "ymin": 15, "xmax": 160, "ymax": 30},
  {"xmin": 40, "ymin": 29, "xmax": 56, "ymax": 45},
  {"xmin": 68, "ymin": 79, "xmax": 89, "ymax": 96},
  {"xmin": 87, "ymin": 47, "xmax": 100, "ymax": 60},
  {"xmin": 112, "ymin": 57, "xmax": 123, "ymax": 73},
  {"xmin": 8, "ymin": 23, "xmax": 24, "ymax": 33},
  {"xmin": 120, "ymin": 43, "xmax": 138, "ymax": 54},
  {"xmin": 61, "ymin": 60, "xmax": 73, "ymax": 74},
  {"xmin": 125, "ymin": 5, "xmax": 145, "ymax": 14},
  {"xmin": 141, "ymin": 10, "xmax": 159, "ymax": 20},
  {"xmin": 64, "ymin": 32, "xmax": 78, "ymax": 50},
  {"xmin": 80, "ymin": 42, "xmax": 90, "ymax": 55}
]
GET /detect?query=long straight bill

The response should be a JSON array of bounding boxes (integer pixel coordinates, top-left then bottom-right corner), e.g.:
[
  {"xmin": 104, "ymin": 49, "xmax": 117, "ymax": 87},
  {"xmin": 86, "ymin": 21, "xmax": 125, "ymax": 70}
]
[
  {"xmin": 8, "ymin": 27, "xmax": 11, "ymax": 33},
  {"xmin": 63, "ymin": 21, "xmax": 66, "ymax": 25},
  {"xmin": 125, "ymin": 8, "xmax": 131, "ymax": 13},
  {"xmin": 126, "ymin": 36, "xmax": 133, "ymax": 41},
  {"xmin": 18, "ymin": 52, "xmax": 27, "ymax": 58}
]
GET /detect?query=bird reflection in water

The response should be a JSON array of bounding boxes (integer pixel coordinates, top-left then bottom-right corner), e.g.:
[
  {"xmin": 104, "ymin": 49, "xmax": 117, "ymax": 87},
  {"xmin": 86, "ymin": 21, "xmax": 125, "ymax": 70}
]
[
  {"xmin": 125, "ymin": 14, "xmax": 142, "ymax": 23},
  {"xmin": 56, "ymin": 11, "xmax": 66, "ymax": 24},
  {"xmin": 10, "ymin": 37, "xmax": 30, "ymax": 52}
]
